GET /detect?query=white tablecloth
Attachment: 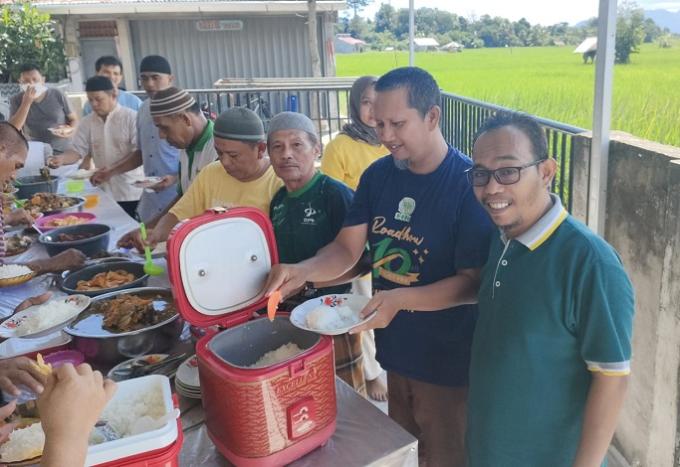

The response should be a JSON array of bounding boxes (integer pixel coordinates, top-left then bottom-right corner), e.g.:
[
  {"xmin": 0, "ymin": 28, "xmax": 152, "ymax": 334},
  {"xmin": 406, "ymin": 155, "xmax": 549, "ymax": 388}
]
[{"xmin": 1, "ymin": 178, "xmax": 141, "ymax": 316}]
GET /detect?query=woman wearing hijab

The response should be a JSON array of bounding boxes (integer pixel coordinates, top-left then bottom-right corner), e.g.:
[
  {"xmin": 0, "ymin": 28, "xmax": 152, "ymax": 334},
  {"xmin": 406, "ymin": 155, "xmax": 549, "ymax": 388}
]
[
  {"xmin": 321, "ymin": 76, "xmax": 389, "ymax": 402},
  {"xmin": 321, "ymin": 76, "xmax": 388, "ymax": 190}
]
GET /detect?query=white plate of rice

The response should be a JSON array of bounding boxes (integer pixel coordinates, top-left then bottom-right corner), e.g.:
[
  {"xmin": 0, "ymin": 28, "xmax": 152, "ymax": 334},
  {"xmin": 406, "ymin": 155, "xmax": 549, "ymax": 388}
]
[
  {"xmin": 0, "ymin": 264, "xmax": 36, "ymax": 288},
  {"xmin": 67, "ymin": 168, "xmax": 95, "ymax": 180},
  {"xmin": 290, "ymin": 294, "xmax": 375, "ymax": 336},
  {"xmin": 0, "ymin": 294, "xmax": 91, "ymax": 338}
]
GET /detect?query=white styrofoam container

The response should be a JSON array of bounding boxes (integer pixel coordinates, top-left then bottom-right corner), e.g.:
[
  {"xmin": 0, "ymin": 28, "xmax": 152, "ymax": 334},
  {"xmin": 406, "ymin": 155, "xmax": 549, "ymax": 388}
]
[{"xmin": 85, "ymin": 375, "xmax": 178, "ymax": 466}]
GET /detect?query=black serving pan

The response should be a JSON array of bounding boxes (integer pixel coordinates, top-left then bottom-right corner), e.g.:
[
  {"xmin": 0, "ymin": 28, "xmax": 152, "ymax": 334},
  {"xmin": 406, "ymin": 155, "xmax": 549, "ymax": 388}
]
[
  {"xmin": 15, "ymin": 175, "xmax": 59, "ymax": 199},
  {"xmin": 60, "ymin": 260, "xmax": 149, "ymax": 297},
  {"xmin": 39, "ymin": 223, "xmax": 111, "ymax": 257}
]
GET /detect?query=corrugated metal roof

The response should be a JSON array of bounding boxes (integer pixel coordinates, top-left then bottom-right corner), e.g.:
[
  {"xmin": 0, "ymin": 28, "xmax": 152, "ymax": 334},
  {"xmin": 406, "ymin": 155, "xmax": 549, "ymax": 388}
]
[
  {"xmin": 574, "ymin": 37, "xmax": 597, "ymax": 54},
  {"xmin": 4, "ymin": 0, "xmax": 345, "ymax": 15},
  {"xmin": 2, "ymin": 0, "xmax": 295, "ymax": 3},
  {"xmin": 414, "ymin": 37, "xmax": 440, "ymax": 47},
  {"xmin": 336, "ymin": 35, "xmax": 366, "ymax": 46},
  {"xmin": 0, "ymin": 0, "xmax": 340, "ymax": 5}
]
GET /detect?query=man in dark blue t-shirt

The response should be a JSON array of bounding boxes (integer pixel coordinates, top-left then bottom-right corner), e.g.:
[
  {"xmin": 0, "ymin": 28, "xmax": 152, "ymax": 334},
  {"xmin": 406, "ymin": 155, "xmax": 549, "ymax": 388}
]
[{"xmin": 264, "ymin": 67, "xmax": 492, "ymax": 466}]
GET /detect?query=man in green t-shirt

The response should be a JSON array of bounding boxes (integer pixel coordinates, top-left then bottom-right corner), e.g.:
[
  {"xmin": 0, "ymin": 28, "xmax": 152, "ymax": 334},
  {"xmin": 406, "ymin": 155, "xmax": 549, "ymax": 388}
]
[
  {"xmin": 467, "ymin": 111, "xmax": 635, "ymax": 467},
  {"xmin": 267, "ymin": 111, "xmax": 367, "ymax": 395}
]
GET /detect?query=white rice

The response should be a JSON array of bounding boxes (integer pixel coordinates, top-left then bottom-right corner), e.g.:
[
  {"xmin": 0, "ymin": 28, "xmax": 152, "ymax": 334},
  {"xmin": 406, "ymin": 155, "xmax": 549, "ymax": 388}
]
[
  {"xmin": 99, "ymin": 385, "xmax": 165, "ymax": 439},
  {"xmin": 0, "ymin": 422, "xmax": 45, "ymax": 462},
  {"xmin": 250, "ymin": 343, "xmax": 303, "ymax": 367},
  {"xmin": 0, "ymin": 264, "xmax": 32, "ymax": 280},
  {"xmin": 305, "ymin": 304, "xmax": 359, "ymax": 331},
  {"xmin": 15, "ymin": 299, "xmax": 81, "ymax": 336},
  {"xmin": 0, "ymin": 386, "xmax": 169, "ymax": 461}
]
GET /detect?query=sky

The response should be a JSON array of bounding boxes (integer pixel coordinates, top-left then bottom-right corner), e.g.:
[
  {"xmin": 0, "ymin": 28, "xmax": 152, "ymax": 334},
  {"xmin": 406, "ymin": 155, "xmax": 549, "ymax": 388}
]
[{"xmin": 358, "ymin": 0, "xmax": 680, "ymax": 26}]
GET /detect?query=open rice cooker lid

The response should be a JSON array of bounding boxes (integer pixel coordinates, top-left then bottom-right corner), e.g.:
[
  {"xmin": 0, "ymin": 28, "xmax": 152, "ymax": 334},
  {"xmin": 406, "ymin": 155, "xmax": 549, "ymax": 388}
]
[{"xmin": 166, "ymin": 207, "xmax": 279, "ymax": 328}]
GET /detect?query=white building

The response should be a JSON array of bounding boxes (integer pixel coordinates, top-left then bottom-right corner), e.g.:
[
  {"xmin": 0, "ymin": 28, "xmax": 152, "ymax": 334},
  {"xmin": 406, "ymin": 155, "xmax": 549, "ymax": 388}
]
[
  {"xmin": 26, "ymin": 0, "xmax": 346, "ymax": 90},
  {"xmin": 441, "ymin": 41, "xmax": 463, "ymax": 52},
  {"xmin": 413, "ymin": 37, "xmax": 439, "ymax": 52},
  {"xmin": 335, "ymin": 34, "xmax": 367, "ymax": 54}
]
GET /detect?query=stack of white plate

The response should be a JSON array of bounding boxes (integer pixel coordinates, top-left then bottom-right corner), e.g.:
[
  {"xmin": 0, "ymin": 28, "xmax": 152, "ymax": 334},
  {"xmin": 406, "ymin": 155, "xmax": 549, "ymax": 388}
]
[{"xmin": 174, "ymin": 355, "xmax": 201, "ymax": 399}]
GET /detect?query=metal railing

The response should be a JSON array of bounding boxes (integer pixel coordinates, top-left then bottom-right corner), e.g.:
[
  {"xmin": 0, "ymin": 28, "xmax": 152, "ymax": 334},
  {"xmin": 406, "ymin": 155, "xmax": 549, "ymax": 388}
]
[
  {"xmin": 441, "ymin": 92, "xmax": 586, "ymax": 211},
  {"xmin": 130, "ymin": 85, "xmax": 584, "ymax": 211},
  {"xmin": 132, "ymin": 84, "xmax": 354, "ymax": 143}
]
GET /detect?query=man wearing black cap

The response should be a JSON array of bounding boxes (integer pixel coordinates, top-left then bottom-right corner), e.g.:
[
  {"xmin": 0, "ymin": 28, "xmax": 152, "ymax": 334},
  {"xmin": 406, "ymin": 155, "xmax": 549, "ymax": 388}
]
[
  {"xmin": 50, "ymin": 76, "xmax": 143, "ymax": 218},
  {"xmin": 118, "ymin": 107, "xmax": 282, "ymax": 252},
  {"xmin": 91, "ymin": 55, "xmax": 180, "ymax": 222}
]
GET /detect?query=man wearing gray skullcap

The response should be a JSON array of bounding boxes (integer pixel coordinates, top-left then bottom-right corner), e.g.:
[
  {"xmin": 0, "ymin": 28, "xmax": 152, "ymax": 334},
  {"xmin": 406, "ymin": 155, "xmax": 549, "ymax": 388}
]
[
  {"xmin": 266, "ymin": 111, "xmax": 367, "ymax": 396},
  {"xmin": 266, "ymin": 111, "xmax": 318, "ymax": 141},
  {"xmin": 92, "ymin": 54, "xmax": 179, "ymax": 223},
  {"xmin": 118, "ymin": 106, "xmax": 283, "ymax": 253},
  {"xmin": 213, "ymin": 106, "xmax": 266, "ymax": 141}
]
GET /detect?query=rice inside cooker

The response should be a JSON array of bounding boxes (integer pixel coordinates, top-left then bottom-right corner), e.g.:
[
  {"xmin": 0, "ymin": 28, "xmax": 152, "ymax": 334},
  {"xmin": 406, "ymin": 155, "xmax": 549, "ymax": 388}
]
[{"xmin": 249, "ymin": 343, "xmax": 303, "ymax": 368}]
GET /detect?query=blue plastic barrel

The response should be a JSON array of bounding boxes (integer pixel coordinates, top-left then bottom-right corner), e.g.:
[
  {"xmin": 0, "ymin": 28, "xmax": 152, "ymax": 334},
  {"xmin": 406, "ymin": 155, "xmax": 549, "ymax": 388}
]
[{"xmin": 287, "ymin": 95, "xmax": 298, "ymax": 112}]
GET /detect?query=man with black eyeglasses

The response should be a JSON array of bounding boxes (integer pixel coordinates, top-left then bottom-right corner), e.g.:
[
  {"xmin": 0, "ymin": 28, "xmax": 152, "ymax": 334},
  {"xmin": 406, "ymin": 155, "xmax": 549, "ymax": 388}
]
[{"xmin": 466, "ymin": 111, "xmax": 634, "ymax": 467}]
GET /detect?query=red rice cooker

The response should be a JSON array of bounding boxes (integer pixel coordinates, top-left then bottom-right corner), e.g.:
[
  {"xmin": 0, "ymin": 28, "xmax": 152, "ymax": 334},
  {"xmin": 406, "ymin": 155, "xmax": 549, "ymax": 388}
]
[{"xmin": 166, "ymin": 207, "xmax": 337, "ymax": 466}]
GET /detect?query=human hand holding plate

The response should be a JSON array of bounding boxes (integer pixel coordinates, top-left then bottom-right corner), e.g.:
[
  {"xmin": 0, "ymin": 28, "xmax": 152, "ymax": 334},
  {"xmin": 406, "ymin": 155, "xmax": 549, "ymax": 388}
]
[
  {"xmin": 47, "ymin": 125, "xmax": 74, "ymax": 138},
  {"xmin": 147, "ymin": 174, "xmax": 177, "ymax": 192},
  {"xmin": 349, "ymin": 289, "xmax": 403, "ymax": 334},
  {"xmin": 131, "ymin": 177, "xmax": 162, "ymax": 190}
]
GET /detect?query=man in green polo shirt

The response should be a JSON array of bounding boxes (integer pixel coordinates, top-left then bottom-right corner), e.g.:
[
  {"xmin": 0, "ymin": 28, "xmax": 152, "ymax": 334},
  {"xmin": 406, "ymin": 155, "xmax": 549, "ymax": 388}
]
[
  {"xmin": 267, "ymin": 111, "xmax": 368, "ymax": 395},
  {"xmin": 467, "ymin": 111, "xmax": 634, "ymax": 467}
]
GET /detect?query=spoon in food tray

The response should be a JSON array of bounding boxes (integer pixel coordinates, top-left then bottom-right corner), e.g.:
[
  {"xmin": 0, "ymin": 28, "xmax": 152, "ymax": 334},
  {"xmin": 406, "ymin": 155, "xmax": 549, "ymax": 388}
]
[
  {"xmin": 111, "ymin": 353, "xmax": 188, "ymax": 379},
  {"xmin": 138, "ymin": 222, "xmax": 164, "ymax": 276}
]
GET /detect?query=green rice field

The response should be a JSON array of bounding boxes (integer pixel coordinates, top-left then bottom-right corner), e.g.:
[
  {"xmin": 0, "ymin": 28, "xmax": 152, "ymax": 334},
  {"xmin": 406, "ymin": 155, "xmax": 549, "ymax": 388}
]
[{"xmin": 336, "ymin": 42, "xmax": 680, "ymax": 147}]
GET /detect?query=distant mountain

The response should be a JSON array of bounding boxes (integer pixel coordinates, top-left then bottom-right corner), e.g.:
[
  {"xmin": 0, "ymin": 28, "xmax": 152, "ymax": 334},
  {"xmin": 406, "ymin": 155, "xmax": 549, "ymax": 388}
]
[{"xmin": 645, "ymin": 9, "xmax": 680, "ymax": 34}]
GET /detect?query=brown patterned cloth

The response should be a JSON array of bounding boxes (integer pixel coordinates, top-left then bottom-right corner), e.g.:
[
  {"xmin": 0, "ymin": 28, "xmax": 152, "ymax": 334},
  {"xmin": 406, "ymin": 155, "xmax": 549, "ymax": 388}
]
[{"xmin": 332, "ymin": 332, "xmax": 366, "ymax": 397}]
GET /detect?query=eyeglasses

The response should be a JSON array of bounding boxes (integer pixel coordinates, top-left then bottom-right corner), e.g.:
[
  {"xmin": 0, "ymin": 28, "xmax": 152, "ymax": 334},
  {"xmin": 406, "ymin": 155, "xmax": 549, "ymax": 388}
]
[{"xmin": 466, "ymin": 159, "xmax": 546, "ymax": 187}]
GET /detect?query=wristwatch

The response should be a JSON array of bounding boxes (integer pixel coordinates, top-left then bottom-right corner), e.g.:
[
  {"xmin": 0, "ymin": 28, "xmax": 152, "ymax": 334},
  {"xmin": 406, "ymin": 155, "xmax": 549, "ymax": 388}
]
[{"xmin": 302, "ymin": 282, "xmax": 318, "ymax": 298}]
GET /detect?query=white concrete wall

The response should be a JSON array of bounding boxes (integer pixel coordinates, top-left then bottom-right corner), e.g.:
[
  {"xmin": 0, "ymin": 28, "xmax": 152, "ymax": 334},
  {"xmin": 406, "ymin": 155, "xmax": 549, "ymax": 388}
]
[{"xmin": 573, "ymin": 133, "xmax": 680, "ymax": 467}]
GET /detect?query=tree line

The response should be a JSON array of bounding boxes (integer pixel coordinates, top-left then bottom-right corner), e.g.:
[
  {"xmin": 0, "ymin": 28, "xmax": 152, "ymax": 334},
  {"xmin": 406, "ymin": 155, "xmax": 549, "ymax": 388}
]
[{"xmin": 339, "ymin": 0, "xmax": 673, "ymax": 62}]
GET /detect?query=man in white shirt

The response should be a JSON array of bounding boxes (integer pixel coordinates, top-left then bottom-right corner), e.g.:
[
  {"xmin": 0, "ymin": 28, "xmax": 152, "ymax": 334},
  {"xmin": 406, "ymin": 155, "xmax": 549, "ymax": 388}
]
[{"xmin": 49, "ymin": 76, "xmax": 143, "ymax": 218}]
